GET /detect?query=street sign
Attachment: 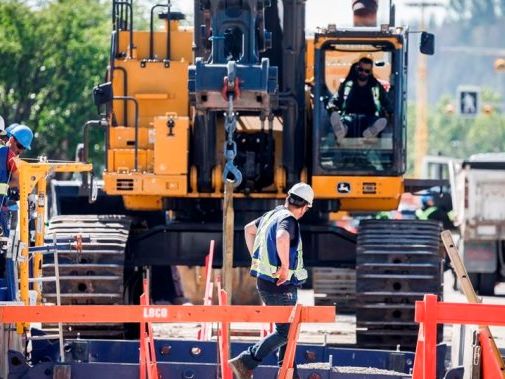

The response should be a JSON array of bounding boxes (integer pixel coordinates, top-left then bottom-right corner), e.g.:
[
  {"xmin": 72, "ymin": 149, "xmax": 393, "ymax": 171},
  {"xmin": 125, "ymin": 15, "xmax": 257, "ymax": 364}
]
[{"xmin": 457, "ymin": 86, "xmax": 480, "ymax": 117}]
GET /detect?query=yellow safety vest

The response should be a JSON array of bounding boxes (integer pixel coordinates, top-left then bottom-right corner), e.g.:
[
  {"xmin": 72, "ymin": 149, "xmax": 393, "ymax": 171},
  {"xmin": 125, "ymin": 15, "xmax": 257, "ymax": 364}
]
[{"xmin": 250, "ymin": 207, "xmax": 308, "ymax": 285}]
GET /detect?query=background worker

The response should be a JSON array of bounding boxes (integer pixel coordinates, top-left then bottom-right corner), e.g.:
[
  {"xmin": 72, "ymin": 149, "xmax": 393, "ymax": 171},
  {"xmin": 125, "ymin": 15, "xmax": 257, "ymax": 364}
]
[
  {"xmin": 0, "ymin": 116, "xmax": 7, "ymax": 145},
  {"xmin": 0, "ymin": 116, "xmax": 4, "ymax": 144},
  {"xmin": 415, "ymin": 193, "xmax": 455, "ymax": 230},
  {"xmin": 353, "ymin": 0, "xmax": 378, "ymax": 27},
  {"xmin": 0, "ymin": 124, "xmax": 33, "ymax": 237},
  {"xmin": 228, "ymin": 182, "xmax": 314, "ymax": 379},
  {"xmin": 327, "ymin": 57, "xmax": 393, "ymax": 143}
]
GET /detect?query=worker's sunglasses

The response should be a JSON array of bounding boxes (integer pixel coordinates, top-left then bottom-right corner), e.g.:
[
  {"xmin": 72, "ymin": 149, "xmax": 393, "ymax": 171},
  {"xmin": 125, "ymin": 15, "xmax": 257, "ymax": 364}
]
[
  {"xmin": 15, "ymin": 141, "xmax": 25, "ymax": 150},
  {"xmin": 357, "ymin": 67, "xmax": 371, "ymax": 74}
]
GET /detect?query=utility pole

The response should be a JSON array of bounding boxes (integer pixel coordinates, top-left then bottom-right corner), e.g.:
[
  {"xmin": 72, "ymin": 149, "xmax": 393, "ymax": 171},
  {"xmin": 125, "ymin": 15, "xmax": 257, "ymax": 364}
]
[
  {"xmin": 495, "ymin": 58, "xmax": 505, "ymax": 112},
  {"xmin": 406, "ymin": 2, "xmax": 442, "ymax": 178}
]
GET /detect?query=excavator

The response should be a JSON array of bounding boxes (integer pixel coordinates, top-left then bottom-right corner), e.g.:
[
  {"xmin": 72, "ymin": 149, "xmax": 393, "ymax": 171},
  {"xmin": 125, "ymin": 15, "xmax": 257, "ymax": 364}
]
[{"xmin": 44, "ymin": 0, "xmax": 443, "ymax": 349}]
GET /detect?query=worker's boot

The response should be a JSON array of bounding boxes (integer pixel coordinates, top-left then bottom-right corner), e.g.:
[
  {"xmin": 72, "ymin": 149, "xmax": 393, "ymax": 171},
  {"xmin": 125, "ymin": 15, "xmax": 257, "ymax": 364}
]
[
  {"xmin": 363, "ymin": 117, "xmax": 387, "ymax": 140},
  {"xmin": 330, "ymin": 112, "xmax": 347, "ymax": 143},
  {"xmin": 228, "ymin": 356, "xmax": 253, "ymax": 379}
]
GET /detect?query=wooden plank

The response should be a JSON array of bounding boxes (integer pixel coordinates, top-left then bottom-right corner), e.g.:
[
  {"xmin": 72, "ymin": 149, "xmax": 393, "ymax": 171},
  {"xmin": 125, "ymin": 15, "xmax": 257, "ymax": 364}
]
[{"xmin": 441, "ymin": 230, "xmax": 505, "ymax": 378}]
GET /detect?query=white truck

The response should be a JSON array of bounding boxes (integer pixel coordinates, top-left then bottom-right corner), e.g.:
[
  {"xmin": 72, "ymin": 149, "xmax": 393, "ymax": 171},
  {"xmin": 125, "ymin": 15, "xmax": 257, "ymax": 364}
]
[{"xmin": 425, "ymin": 153, "xmax": 505, "ymax": 295}]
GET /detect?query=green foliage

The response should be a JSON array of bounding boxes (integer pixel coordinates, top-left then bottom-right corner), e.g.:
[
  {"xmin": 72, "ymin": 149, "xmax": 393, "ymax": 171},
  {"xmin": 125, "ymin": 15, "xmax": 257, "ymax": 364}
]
[
  {"xmin": 448, "ymin": 0, "xmax": 504, "ymax": 24},
  {"xmin": 407, "ymin": 89, "xmax": 505, "ymax": 172},
  {"xmin": 0, "ymin": 0, "xmax": 109, "ymax": 163}
]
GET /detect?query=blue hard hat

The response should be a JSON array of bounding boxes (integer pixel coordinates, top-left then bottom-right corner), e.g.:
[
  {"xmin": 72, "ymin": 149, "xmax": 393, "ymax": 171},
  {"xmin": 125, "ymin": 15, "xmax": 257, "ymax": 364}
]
[
  {"xmin": 10, "ymin": 124, "xmax": 33, "ymax": 150},
  {"xmin": 6, "ymin": 123, "xmax": 19, "ymax": 137}
]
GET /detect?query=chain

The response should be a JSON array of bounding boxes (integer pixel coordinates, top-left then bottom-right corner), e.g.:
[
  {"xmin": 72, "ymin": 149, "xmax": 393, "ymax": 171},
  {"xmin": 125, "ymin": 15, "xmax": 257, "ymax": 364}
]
[{"xmin": 222, "ymin": 92, "xmax": 243, "ymax": 187}]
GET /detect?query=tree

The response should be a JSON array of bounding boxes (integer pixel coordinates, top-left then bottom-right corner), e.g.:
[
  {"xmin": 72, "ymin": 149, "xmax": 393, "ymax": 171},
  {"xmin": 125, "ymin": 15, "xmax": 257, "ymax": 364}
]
[
  {"xmin": 406, "ymin": 88, "xmax": 505, "ymax": 173},
  {"xmin": 448, "ymin": 0, "xmax": 503, "ymax": 24},
  {"xmin": 0, "ymin": 0, "xmax": 109, "ymax": 162}
]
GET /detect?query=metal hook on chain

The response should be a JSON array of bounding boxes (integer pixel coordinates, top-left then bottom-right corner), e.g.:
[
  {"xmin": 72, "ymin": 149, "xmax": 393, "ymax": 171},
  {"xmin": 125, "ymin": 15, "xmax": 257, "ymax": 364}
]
[
  {"xmin": 223, "ymin": 161, "xmax": 243, "ymax": 187},
  {"xmin": 221, "ymin": 80, "xmax": 243, "ymax": 188}
]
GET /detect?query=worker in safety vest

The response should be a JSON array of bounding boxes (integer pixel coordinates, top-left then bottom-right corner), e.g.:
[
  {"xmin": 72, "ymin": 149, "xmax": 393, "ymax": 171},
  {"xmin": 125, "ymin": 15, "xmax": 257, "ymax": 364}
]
[
  {"xmin": 0, "ymin": 123, "xmax": 33, "ymax": 237},
  {"xmin": 228, "ymin": 182, "xmax": 313, "ymax": 379},
  {"xmin": 0, "ymin": 116, "xmax": 8, "ymax": 145},
  {"xmin": 327, "ymin": 57, "xmax": 393, "ymax": 143},
  {"xmin": 415, "ymin": 193, "xmax": 455, "ymax": 230}
]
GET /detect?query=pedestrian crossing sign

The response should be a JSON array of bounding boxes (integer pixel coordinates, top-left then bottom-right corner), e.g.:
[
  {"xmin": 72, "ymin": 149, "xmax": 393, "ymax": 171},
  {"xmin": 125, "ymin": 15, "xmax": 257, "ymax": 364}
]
[{"xmin": 457, "ymin": 86, "xmax": 480, "ymax": 117}]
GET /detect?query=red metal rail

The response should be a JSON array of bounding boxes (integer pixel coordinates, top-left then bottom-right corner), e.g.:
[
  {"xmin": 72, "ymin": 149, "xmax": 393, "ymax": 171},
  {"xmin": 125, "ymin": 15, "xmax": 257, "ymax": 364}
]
[{"xmin": 413, "ymin": 294, "xmax": 505, "ymax": 379}]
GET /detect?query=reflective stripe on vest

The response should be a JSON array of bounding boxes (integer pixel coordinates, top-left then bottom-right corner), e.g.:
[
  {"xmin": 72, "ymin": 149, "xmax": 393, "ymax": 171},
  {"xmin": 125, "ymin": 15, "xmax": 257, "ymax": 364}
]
[
  {"xmin": 342, "ymin": 80, "xmax": 381, "ymax": 116},
  {"xmin": 0, "ymin": 147, "xmax": 9, "ymax": 196},
  {"xmin": 250, "ymin": 208, "xmax": 308, "ymax": 285},
  {"xmin": 416, "ymin": 206, "xmax": 437, "ymax": 220}
]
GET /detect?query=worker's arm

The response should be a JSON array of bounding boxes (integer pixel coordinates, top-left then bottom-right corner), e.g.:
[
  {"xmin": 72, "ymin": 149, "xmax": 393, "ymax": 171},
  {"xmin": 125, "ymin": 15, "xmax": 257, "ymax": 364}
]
[
  {"xmin": 10, "ymin": 170, "xmax": 19, "ymax": 189},
  {"xmin": 244, "ymin": 220, "xmax": 258, "ymax": 256},
  {"xmin": 274, "ymin": 229, "xmax": 291, "ymax": 286}
]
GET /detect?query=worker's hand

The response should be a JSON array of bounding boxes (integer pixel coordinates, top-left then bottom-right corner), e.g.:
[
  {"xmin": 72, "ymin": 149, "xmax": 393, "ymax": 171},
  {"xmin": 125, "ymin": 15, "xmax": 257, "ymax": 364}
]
[
  {"xmin": 274, "ymin": 266, "xmax": 290, "ymax": 286},
  {"xmin": 8, "ymin": 187, "xmax": 20, "ymax": 201}
]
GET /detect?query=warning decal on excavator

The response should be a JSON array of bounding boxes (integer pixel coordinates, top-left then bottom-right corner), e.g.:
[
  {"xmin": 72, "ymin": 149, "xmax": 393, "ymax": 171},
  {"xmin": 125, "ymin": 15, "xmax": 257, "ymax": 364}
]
[{"xmin": 337, "ymin": 182, "xmax": 351, "ymax": 194}]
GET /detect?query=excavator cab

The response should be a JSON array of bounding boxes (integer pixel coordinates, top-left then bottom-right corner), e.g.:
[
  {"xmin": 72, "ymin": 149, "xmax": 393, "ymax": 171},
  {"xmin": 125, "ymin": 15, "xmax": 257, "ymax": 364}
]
[
  {"xmin": 310, "ymin": 22, "xmax": 434, "ymax": 211},
  {"xmin": 315, "ymin": 36, "xmax": 404, "ymax": 175}
]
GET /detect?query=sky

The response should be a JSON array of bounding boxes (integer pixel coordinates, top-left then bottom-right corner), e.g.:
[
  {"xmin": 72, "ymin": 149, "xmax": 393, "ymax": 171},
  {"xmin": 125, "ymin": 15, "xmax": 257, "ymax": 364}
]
[{"xmin": 168, "ymin": 0, "xmax": 448, "ymax": 31}]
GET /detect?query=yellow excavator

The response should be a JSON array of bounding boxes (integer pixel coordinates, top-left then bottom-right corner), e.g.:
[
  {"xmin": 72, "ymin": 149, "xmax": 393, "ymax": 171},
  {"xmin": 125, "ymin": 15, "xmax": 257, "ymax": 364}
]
[{"xmin": 46, "ymin": 0, "xmax": 442, "ymax": 349}]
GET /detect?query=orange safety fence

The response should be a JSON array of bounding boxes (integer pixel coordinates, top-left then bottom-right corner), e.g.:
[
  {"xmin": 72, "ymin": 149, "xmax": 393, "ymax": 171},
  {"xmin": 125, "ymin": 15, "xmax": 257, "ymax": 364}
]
[
  {"xmin": 197, "ymin": 240, "xmax": 216, "ymax": 341},
  {"xmin": 139, "ymin": 279, "xmax": 159, "ymax": 379},
  {"xmin": 0, "ymin": 302, "xmax": 334, "ymax": 379},
  {"xmin": 413, "ymin": 294, "xmax": 505, "ymax": 379}
]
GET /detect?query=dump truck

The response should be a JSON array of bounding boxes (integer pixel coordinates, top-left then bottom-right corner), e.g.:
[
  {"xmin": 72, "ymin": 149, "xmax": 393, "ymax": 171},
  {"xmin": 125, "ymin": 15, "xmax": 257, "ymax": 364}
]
[{"xmin": 450, "ymin": 153, "xmax": 505, "ymax": 295}]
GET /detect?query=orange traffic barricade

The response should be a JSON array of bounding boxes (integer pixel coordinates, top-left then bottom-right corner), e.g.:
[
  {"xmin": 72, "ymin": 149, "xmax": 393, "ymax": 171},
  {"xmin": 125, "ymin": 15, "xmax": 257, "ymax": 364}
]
[
  {"xmin": 413, "ymin": 294, "xmax": 505, "ymax": 379},
  {"xmin": 0, "ymin": 302, "xmax": 334, "ymax": 379}
]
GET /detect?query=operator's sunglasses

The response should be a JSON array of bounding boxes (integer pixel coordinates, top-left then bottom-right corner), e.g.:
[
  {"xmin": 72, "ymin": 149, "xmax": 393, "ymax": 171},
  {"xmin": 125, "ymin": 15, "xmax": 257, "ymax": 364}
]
[
  {"xmin": 15, "ymin": 141, "xmax": 25, "ymax": 150},
  {"xmin": 357, "ymin": 66, "xmax": 371, "ymax": 74}
]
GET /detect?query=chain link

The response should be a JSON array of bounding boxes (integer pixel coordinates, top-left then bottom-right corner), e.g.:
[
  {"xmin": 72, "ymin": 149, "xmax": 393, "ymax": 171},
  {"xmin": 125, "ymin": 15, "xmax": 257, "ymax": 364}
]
[{"xmin": 222, "ymin": 94, "xmax": 242, "ymax": 187}]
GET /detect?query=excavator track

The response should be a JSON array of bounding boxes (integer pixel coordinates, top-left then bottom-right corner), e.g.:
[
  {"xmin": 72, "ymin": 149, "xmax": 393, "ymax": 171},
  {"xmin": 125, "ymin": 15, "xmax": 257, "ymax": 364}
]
[
  {"xmin": 356, "ymin": 219, "xmax": 442, "ymax": 349},
  {"xmin": 42, "ymin": 215, "xmax": 131, "ymax": 337},
  {"xmin": 312, "ymin": 267, "xmax": 356, "ymax": 313}
]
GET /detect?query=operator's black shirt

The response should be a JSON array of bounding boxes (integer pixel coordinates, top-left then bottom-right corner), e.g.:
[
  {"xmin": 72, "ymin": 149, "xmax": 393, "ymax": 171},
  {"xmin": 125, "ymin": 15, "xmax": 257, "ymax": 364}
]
[
  {"xmin": 345, "ymin": 82, "xmax": 377, "ymax": 115},
  {"xmin": 253, "ymin": 206, "xmax": 300, "ymax": 293}
]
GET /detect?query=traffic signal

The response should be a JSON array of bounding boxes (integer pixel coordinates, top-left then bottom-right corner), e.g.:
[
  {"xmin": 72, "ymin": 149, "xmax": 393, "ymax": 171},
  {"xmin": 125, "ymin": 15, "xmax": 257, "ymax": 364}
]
[{"xmin": 457, "ymin": 86, "xmax": 480, "ymax": 117}]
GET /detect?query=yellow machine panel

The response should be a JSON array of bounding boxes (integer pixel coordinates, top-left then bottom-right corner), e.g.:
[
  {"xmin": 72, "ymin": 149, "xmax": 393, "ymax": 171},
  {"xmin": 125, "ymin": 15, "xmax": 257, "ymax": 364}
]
[
  {"xmin": 109, "ymin": 127, "xmax": 152, "ymax": 149},
  {"xmin": 153, "ymin": 115, "xmax": 189, "ymax": 175},
  {"xmin": 118, "ymin": 27, "xmax": 193, "ymax": 62},
  {"xmin": 103, "ymin": 173, "xmax": 187, "ymax": 198},
  {"xmin": 312, "ymin": 176, "xmax": 403, "ymax": 211},
  {"xmin": 112, "ymin": 60, "xmax": 189, "ymax": 128},
  {"xmin": 107, "ymin": 149, "xmax": 154, "ymax": 173}
]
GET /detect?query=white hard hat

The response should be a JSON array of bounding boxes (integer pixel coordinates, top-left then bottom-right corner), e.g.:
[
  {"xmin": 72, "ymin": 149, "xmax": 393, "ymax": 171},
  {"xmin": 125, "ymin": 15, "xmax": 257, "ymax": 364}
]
[
  {"xmin": 0, "ymin": 116, "xmax": 4, "ymax": 132},
  {"xmin": 288, "ymin": 182, "xmax": 314, "ymax": 207}
]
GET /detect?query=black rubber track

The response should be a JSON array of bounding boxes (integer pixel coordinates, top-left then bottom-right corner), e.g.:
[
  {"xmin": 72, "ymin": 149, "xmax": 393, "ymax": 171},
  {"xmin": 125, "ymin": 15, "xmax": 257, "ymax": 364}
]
[
  {"xmin": 356, "ymin": 219, "xmax": 443, "ymax": 349},
  {"xmin": 42, "ymin": 215, "xmax": 131, "ymax": 337}
]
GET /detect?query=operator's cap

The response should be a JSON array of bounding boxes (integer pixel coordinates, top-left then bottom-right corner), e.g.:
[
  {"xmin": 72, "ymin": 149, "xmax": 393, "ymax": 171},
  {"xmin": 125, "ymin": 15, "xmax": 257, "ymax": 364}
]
[
  {"xmin": 0, "ymin": 116, "xmax": 5, "ymax": 136},
  {"xmin": 352, "ymin": 0, "xmax": 378, "ymax": 13},
  {"xmin": 288, "ymin": 182, "xmax": 314, "ymax": 208}
]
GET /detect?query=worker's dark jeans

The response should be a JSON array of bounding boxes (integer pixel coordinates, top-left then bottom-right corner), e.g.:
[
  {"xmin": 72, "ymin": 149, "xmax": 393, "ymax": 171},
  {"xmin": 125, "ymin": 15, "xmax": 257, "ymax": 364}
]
[{"xmin": 238, "ymin": 286, "xmax": 298, "ymax": 371}]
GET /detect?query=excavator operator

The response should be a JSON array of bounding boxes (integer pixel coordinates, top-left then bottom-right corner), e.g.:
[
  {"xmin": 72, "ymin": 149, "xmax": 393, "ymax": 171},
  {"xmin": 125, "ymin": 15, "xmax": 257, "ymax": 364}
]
[{"xmin": 327, "ymin": 57, "xmax": 393, "ymax": 144}]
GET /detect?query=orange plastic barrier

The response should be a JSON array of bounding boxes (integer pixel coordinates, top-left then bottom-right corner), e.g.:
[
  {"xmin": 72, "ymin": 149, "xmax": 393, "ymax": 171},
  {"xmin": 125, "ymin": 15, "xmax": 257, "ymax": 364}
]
[
  {"xmin": 139, "ymin": 279, "xmax": 159, "ymax": 379},
  {"xmin": 413, "ymin": 294, "xmax": 505, "ymax": 379},
  {"xmin": 197, "ymin": 240, "xmax": 216, "ymax": 341},
  {"xmin": 0, "ymin": 303, "xmax": 334, "ymax": 379},
  {"xmin": 218, "ymin": 289, "xmax": 232, "ymax": 379}
]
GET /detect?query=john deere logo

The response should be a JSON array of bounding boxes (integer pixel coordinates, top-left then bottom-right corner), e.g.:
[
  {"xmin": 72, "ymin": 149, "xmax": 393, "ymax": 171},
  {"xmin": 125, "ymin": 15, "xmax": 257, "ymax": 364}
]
[{"xmin": 337, "ymin": 182, "xmax": 351, "ymax": 194}]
